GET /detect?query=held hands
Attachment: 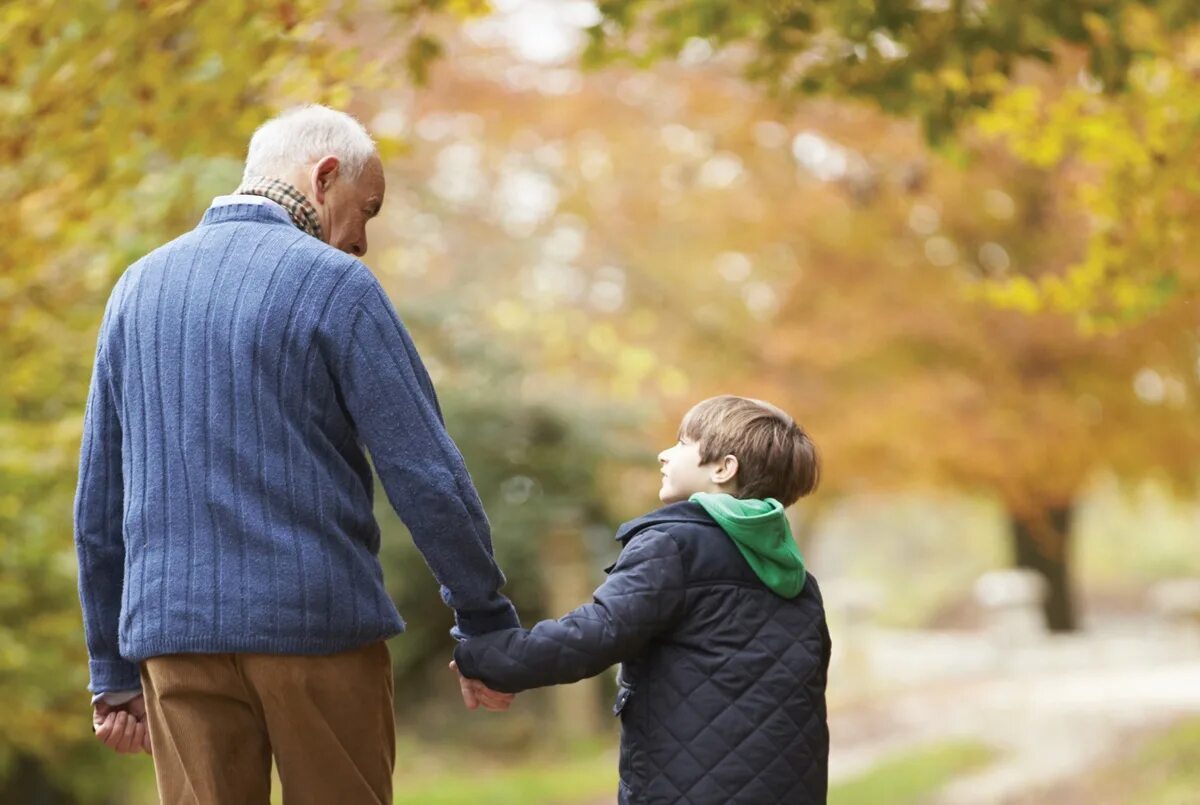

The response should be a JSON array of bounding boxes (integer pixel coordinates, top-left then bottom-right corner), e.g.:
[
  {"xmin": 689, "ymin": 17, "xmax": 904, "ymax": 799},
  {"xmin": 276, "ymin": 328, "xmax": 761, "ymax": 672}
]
[
  {"xmin": 449, "ymin": 661, "xmax": 515, "ymax": 712},
  {"xmin": 92, "ymin": 694, "xmax": 153, "ymax": 755}
]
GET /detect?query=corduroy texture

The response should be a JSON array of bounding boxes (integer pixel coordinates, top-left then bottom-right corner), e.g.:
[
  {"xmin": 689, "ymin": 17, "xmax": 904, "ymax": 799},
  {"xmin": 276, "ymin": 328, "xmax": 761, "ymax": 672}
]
[
  {"xmin": 75, "ymin": 200, "xmax": 518, "ymax": 694},
  {"xmin": 140, "ymin": 641, "xmax": 395, "ymax": 804}
]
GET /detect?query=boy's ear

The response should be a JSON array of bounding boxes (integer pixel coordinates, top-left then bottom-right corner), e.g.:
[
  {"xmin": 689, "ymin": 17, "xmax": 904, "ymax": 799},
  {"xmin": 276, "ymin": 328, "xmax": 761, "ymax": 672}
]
[{"xmin": 711, "ymin": 454, "xmax": 739, "ymax": 485}]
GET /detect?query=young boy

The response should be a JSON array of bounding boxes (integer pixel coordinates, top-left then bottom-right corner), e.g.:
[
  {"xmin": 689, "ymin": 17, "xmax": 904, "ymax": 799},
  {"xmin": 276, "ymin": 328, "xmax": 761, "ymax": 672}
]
[{"xmin": 453, "ymin": 395, "xmax": 831, "ymax": 804}]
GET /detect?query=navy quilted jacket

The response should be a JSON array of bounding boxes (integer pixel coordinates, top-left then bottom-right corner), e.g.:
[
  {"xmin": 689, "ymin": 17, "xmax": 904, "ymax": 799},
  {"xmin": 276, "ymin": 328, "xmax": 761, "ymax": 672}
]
[{"xmin": 453, "ymin": 501, "xmax": 831, "ymax": 804}]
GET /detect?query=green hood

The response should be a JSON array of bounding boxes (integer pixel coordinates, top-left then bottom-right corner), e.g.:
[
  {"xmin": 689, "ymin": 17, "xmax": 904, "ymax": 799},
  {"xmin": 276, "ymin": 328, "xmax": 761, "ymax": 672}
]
[{"xmin": 690, "ymin": 492, "xmax": 807, "ymax": 598}]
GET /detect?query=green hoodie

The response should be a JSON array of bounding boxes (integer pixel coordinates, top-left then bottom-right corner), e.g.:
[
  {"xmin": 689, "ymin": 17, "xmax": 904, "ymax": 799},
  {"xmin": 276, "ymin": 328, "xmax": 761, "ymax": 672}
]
[{"xmin": 689, "ymin": 492, "xmax": 807, "ymax": 598}]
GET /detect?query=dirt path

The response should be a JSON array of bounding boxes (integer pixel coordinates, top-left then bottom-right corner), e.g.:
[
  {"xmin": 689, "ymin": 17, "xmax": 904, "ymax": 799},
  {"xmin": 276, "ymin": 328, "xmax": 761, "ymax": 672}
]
[{"xmin": 829, "ymin": 625, "xmax": 1200, "ymax": 803}]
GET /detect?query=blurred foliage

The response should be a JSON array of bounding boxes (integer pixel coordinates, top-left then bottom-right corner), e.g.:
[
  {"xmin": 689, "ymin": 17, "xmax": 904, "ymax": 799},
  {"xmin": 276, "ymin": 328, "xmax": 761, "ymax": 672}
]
[
  {"xmin": 0, "ymin": 0, "xmax": 482, "ymax": 798},
  {"xmin": 975, "ymin": 38, "xmax": 1200, "ymax": 327},
  {"xmin": 582, "ymin": 1, "xmax": 1200, "ymax": 139},
  {"xmin": 396, "ymin": 33, "xmax": 1200, "ymax": 510},
  {"xmin": 579, "ymin": 1, "xmax": 1200, "ymax": 321},
  {"xmin": 385, "ymin": 20, "xmax": 1200, "ymax": 630}
]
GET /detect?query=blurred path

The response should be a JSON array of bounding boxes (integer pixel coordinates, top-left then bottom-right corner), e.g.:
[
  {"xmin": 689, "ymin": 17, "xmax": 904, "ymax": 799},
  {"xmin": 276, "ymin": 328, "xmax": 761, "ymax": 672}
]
[{"xmin": 829, "ymin": 623, "xmax": 1200, "ymax": 803}]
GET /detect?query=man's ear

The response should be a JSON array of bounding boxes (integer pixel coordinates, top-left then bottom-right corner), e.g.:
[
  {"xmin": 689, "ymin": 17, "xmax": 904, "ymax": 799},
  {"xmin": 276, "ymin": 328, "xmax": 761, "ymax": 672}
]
[
  {"xmin": 711, "ymin": 454, "xmax": 739, "ymax": 485},
  {"xmin": 311, "ymin": 155, "xmax": 341, "ymax": 204}
]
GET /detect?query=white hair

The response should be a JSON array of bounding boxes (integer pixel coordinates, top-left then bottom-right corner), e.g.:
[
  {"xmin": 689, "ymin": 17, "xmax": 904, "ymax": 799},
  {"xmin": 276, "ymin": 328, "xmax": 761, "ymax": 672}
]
[{"xmin": 242, "ymin": 105, "xmax": 377, "ymax": 183}]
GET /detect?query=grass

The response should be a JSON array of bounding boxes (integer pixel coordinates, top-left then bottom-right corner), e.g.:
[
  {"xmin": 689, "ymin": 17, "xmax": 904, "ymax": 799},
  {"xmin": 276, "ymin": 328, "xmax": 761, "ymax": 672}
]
[
  {"xmin": 134, "ymin": 735, "xmax": 995, "ymax": 805},
  {"xmin": 1030, "ymin": 716, "xmax": 1200, "ymax": 804},
  {"xmin": 1068, "ymin": 716, "xmax": 1200, "ymax": 805},
  {"xmin": 829, "ymin": 740, "xmax": 996, "ymax": 805},
  {"xmin": 391, "ymin": 738, "xmax": 996, "ymax": 805},
  {"xmin": 391, "ymin": 742, "xmax": 617, "ymax": 805},
  {"xmin": 1132, "ymin": 717, "xmax": 1200, "ymax": 804}
]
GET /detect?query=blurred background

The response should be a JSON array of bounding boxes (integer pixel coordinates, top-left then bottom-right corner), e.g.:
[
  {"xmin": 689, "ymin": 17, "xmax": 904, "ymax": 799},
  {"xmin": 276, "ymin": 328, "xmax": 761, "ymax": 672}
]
[{"xmin": 4, "ymin": 1, "xmax": 1200, "ymax": 803}]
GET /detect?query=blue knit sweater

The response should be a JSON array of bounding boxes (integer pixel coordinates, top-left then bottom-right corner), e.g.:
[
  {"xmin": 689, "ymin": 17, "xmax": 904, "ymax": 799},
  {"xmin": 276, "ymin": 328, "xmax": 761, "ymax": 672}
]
[{"xmin": 74, "ymin": 200, "xmax": 518, "ymax": 694}]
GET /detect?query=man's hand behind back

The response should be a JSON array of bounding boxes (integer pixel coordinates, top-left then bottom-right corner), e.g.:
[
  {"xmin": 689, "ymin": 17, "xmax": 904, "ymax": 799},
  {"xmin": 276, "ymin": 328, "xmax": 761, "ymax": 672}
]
[{"xmin": 93, "ymin": 694, "xmax": 153, "ymax": 755}]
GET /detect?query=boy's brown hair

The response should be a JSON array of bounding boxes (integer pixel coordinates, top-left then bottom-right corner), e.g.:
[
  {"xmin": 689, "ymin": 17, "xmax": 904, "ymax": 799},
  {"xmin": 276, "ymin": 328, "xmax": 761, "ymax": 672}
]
[{"xmin": 679, "ymin": 395, "xmax": 820, "ymax": 507}]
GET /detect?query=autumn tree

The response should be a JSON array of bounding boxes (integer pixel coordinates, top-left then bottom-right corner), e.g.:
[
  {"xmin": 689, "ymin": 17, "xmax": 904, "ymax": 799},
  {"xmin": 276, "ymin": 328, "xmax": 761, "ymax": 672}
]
[
  {"xmin": 382, "ymin": 27, "xmax": 1200, "ymax": 630},
  {"xmin": 579, "ymin": 1, "xmax": 1200, "ymax": 322}
]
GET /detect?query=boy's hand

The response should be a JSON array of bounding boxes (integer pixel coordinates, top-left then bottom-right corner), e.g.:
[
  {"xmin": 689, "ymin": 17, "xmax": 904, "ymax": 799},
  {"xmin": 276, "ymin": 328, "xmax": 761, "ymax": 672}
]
[
  {"xmin": 449, "ymin": 660, "xmax": 515, "ymax": 712},
  {"xmin": 93, "ymin": 694, "xmax": 153, "ymax": 755}
]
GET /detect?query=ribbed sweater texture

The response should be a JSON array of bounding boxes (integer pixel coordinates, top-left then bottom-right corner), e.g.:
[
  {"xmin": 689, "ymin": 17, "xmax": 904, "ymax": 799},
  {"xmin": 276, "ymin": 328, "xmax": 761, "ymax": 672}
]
[{"xmin": 74, "ymin": 202, "xmax": 517, "ymax": 693}]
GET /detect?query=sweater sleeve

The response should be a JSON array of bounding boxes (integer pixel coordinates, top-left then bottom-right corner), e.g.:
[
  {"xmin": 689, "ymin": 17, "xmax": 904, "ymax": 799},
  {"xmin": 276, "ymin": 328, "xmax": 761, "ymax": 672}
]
[
  {"xmin": 74, "ymin": 320, "xmax": 141, "ymax": 694},
  {"xmin": 331, "ymin": 270, "xmax": 518, "ymax": 638},
  {"xmin": 452, "ymin": 529, "xmax": 687, "ymax": 693}
]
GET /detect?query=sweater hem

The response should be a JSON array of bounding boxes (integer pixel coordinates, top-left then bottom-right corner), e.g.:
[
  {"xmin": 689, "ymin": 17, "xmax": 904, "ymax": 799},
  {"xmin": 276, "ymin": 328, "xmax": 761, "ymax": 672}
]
[{"xmin": 121, "ymin": 625, "xmax": 405, "ymax": 665}]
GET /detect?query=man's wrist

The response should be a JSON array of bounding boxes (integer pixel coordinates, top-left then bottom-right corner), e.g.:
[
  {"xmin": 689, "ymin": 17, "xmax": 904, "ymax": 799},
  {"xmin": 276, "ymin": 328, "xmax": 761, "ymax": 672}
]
[{"xmin": 92, "ymin": 689, "xmax": 142, "ymax": 707}]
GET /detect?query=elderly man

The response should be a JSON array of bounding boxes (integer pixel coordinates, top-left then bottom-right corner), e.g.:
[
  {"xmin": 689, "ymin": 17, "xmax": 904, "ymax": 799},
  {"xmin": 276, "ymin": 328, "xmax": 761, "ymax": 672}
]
[{"xmin": 75, "ymin": 105, "xmax": 516, "ymax": 803}]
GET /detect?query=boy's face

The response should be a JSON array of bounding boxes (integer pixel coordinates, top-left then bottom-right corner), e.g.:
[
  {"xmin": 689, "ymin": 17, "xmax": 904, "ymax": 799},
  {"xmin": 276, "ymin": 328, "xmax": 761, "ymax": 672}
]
[{"xmin": 658, "ymin": 436, "xmax": 731, "ymax": 503}]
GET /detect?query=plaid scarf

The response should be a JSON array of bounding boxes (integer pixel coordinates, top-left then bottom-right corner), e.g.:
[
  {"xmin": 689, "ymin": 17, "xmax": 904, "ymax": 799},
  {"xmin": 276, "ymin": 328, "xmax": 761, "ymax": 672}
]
[{"xmin": 234, "ymin": 176, "xmax": 323, "ymax": 241}]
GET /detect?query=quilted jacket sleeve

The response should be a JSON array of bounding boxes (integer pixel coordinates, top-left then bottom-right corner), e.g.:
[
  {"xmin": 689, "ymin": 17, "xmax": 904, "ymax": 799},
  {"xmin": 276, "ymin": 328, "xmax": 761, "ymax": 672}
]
[{"xmin": 452, "ymin": 528, "xmax": 686, "ymax": 693}]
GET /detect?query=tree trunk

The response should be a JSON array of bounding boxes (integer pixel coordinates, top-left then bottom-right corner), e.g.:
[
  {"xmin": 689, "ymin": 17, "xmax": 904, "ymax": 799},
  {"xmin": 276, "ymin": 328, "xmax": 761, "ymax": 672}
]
[
  {"xmin": 541, "ymin": 521, "xmax": 604, "ymax": 741},
  {"xmin": 1011, "ymin": 505, "xmax": 1078, "ymax": 632},
  {"xmin": 787, "ymin": 504, "xmax": 820, "ymax": 556}
]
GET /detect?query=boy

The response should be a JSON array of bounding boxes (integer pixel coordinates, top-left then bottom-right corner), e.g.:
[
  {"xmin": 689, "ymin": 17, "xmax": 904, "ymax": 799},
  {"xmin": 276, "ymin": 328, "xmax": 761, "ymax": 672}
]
[{"xmin": 453, "ymin": 395, "xmax": 831, "ymax": 804}]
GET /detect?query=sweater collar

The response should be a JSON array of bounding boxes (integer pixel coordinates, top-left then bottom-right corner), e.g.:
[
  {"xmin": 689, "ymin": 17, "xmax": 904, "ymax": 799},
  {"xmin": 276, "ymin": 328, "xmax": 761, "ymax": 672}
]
[
  {"xmin": 210, "ymin": 194, "xmax": 288, "ymax": 213},
  {"xmin": 199, "ymin": 198, "xmax": 299, "ymax": 229}
]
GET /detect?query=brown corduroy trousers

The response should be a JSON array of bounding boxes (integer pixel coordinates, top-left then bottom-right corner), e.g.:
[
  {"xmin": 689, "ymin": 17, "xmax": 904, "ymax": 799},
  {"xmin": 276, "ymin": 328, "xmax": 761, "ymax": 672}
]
[{"xmin": 139, "ymin": 641, "xmax": 395, "ymax": 805}]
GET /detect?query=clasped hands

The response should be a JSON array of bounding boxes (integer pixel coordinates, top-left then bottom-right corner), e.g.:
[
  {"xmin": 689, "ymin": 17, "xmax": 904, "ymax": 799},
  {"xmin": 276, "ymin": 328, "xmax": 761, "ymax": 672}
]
[{"xmin": 449, "ymin": 660, "xmax": 514, "ymax": 712}]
